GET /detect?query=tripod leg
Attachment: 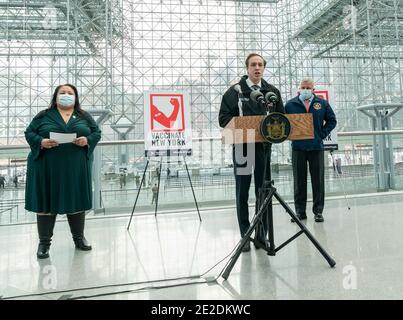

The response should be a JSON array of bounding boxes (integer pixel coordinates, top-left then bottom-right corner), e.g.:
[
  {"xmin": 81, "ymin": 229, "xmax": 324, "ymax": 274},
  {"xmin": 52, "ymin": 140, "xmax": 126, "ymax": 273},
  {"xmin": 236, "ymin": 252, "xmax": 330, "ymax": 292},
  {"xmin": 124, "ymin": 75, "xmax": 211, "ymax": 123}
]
[
  {"xmin": 253, "ymin": 181, "xmax": 274, "ymax": 254},
  {"xmin": 222, "ymin": 188, "xmax": 276, "ymax": 280},
  {"xmin": 155, "ymin": 158, "xmax": 163, "ymax": 217},
  {"xmin": 254, "ymin": 186, "xmax": 265, "ymax": 243},
  {"xmin": 184, "ymin": 156, "xmax": 202, "ymax": 221},
  {"xmin": 254, "ymin": 145, "xmax": 272, "ymax": 247},
  {"xmin": 267, "ymin": 201, "xmax": 275, "ymax": 253},
  {"xmin": 253, "ymin": 198, "xmax": 275, "ymax": 254},
  {"xmin": 127, "ymin": 159, "xmax": 149, "ymax": 230},
  {"xmin": 273, "ymin": 191, "xmax": 336, "ymax": 267}
]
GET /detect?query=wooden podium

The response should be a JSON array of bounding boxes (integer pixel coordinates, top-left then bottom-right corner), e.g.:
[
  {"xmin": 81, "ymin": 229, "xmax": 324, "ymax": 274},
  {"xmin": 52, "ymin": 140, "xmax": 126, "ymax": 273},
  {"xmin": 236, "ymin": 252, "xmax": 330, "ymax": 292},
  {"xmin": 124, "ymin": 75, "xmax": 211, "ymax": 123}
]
[{"xmin": 221, "ymin": 113, "xmax": 314, "ymax": 144}]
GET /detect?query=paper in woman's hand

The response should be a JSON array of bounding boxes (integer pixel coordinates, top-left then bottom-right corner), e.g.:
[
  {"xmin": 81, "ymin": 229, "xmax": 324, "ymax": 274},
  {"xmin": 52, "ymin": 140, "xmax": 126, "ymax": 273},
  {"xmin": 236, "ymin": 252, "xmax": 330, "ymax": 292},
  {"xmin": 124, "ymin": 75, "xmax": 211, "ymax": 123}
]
[{"xmin": 49, "ymin": 132, "xmax": 77, "ymax": 144}]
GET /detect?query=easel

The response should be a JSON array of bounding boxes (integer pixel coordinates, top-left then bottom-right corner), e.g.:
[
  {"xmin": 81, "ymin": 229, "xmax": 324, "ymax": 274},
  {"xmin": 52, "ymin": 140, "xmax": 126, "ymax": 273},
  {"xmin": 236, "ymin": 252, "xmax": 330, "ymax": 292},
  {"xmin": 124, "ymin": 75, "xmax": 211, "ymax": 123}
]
[{"xmin": 127, "ymin": 155, "xmax": 202, "ymax": 230}]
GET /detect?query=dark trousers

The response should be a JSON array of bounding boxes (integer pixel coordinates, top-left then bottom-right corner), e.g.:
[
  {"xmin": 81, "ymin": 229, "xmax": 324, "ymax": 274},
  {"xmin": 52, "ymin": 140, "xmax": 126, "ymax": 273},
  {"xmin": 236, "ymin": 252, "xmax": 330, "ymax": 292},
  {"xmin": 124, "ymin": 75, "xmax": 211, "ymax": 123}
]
[
  {"xmin": 233, "ymin": 143, "xmax": 270, "ymax": 238},
  {"xmin": 292, "ymin": 150, "xmax": 325, "ymax": 215}
]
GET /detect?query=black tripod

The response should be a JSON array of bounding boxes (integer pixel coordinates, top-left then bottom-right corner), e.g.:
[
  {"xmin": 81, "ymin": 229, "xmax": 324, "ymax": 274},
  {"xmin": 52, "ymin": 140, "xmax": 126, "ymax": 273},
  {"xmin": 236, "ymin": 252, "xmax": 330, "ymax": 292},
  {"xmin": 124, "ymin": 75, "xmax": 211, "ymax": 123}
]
[{"xmin": 222, "ymin": 141, "xmax": 336, "ymax": 280}]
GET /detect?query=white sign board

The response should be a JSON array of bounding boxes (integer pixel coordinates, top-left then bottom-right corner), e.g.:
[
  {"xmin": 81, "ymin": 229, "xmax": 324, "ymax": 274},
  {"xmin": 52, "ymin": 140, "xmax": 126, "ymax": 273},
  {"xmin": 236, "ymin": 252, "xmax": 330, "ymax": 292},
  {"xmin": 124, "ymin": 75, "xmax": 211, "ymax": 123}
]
[
  {"xmin": 144, "ymin": 92, "xmax": 192, "ymax": 157},
  {"xmin": 315, "ymin": 90, "xmax": 338, "ymax": 151},
  {"xmin": 323, "ymin": 129, "xmax": 338, "ymax": 151}
]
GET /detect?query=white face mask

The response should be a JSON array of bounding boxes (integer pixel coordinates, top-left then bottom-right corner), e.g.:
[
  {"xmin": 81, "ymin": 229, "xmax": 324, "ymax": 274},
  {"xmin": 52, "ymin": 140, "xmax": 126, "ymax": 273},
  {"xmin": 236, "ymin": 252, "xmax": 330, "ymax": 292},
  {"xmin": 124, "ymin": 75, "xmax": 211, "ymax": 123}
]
[
  {"xmin": 58, "ymin": 94, "xmax": 75, "ymax": 108},
  {"xmin": 299, "ymin": 89, "xmax": 313, "ymax": 100}
]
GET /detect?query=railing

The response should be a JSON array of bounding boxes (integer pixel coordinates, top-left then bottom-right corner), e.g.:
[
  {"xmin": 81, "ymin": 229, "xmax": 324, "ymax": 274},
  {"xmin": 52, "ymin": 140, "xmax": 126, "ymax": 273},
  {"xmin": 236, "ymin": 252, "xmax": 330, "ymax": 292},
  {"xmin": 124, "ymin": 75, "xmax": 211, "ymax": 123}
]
[
  {"xmin": 1, "ymin": 131, "xmax": 403, "ymax": 225},
  {"xmin": 2, "ymin": 130, "xmax": 403, "ymax": 151}
]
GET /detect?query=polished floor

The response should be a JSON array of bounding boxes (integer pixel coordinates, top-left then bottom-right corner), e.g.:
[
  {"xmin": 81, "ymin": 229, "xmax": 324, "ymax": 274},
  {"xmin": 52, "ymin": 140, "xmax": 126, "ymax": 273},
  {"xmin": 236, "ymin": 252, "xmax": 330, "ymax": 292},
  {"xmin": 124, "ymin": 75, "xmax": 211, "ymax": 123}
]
[{"xmin": 1, "ymin": 192, "xmax": 403, "ymax": 300}]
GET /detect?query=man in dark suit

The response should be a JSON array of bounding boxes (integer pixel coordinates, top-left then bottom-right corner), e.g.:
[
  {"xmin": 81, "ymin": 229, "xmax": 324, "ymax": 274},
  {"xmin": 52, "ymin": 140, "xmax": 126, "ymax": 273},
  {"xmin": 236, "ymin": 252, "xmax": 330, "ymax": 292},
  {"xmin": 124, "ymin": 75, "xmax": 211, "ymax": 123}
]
[
  {"xmin": 285, "ymin": 78, "xmax": 337, "ymax": 223},
  {"xmin": 219, "ymin": 53, "xmax": 284, "ymax": 252}
]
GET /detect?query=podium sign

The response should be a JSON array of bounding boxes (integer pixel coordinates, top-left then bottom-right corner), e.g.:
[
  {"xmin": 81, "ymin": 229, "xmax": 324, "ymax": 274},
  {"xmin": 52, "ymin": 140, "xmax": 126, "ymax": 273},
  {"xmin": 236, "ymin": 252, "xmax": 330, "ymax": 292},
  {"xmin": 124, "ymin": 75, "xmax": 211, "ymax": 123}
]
[
  {"xmin": 315, "ymin": 90, "xmax": 338, "ymax": 151},
  {"xmin": 323, "ymin": 129, "xmax": 338, "ymax": 151}
]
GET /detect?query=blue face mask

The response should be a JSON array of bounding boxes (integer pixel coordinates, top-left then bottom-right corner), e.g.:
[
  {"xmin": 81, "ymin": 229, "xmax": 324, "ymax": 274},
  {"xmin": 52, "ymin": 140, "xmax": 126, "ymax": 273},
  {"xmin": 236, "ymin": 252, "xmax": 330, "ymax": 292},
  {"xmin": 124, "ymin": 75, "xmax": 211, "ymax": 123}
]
[
  {"xmin": 58, "ymin": 94, "xmax": 75, "ymax": 107},
  {"xmin": 299, "ymin": 89, "xmax": 313, "ymax": 101}
]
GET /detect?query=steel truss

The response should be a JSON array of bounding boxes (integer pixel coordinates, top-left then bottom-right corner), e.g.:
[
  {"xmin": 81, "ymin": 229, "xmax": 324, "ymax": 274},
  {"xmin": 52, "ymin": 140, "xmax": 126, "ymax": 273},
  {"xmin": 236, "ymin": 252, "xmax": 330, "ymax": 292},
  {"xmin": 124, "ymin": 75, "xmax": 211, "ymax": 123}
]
[{"xmin": 1, "ymin": 0, "xmax": 402, "ymax": 171}]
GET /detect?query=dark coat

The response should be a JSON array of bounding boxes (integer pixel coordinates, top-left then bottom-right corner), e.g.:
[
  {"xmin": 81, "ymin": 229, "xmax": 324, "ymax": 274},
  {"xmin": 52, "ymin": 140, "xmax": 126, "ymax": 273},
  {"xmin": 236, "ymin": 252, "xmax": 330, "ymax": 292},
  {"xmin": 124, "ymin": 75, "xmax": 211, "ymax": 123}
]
[
  {"xmin": 219, "ymin": 75, "xmax": 285, "ymax": 175},
  {"xmin": 219, "ymin": 75, "xmax": 285, "ymax": 128},
  {"xmin": 285, "ymin": 94, "xmax": 337, "ymax": 151},
  {"xmin": 24, "ymin": 108, "xmax": 101, "ymax": 214}
]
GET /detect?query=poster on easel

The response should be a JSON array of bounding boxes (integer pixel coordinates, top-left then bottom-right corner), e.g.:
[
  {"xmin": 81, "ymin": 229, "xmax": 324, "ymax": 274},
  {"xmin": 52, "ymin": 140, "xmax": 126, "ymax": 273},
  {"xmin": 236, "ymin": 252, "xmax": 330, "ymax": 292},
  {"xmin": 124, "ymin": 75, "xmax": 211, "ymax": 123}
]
[
  {"xmin": 144, "ymin": 92, "xmax": 193, "ymax": 157},
  {"xmin": 315, "ymin": 89, "xmax": 338, "ymax": 151}
]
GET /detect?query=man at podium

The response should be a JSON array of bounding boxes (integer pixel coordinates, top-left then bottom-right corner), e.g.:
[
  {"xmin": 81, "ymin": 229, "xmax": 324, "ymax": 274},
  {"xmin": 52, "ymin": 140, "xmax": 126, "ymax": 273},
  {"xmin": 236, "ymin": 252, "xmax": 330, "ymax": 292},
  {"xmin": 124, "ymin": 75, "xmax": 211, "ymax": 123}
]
[
  {"xmin": 285, "ymin": 78, "xmax": 337, "ymax": 223},
  {"xmin": 219, "ymin": 53, "xmax": 284, "ymax": 252}
]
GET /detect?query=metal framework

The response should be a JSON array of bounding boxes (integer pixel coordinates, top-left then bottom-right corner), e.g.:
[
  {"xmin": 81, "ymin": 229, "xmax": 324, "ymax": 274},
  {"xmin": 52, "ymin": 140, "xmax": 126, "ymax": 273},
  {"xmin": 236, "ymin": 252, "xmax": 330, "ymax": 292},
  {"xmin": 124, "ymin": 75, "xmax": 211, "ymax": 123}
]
[
  {"xmin": 279, "ymin": 0, "xmax": 403, "ymax": 131},
  {"xmin": 1, "ymin": 0, "xmax": 402, "ymax": 172}
]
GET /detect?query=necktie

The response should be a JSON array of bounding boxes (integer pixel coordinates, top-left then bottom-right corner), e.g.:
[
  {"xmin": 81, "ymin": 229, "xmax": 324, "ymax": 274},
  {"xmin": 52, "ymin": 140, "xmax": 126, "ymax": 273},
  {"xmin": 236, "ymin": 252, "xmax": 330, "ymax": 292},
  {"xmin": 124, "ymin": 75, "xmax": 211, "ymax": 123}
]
[
  {"xmin": 251, "ymin": 85, "xmax": 260, "ymax": 90},
  {"xmin": 304, "ymin": 100, "xmax": 310, "ymax": 112}
]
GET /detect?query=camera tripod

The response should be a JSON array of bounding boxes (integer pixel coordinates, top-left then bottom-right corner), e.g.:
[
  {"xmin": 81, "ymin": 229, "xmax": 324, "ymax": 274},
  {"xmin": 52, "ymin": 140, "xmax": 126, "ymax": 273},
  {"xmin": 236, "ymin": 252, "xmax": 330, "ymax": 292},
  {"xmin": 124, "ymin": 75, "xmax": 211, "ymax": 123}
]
[{"xmin": 222, "ymin": 144, "xmax": 336, "ymax": 280}]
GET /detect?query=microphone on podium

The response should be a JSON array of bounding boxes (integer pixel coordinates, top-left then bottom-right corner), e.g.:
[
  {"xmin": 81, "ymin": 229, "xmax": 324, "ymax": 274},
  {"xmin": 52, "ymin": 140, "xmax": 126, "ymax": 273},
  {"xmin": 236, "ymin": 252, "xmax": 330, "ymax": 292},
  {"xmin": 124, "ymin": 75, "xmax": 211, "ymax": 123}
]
[
  {"xmin": 265, "ymin": 92, "xmax": 278, "ymax": 103},
  {"xmin": 250, "ymin": 90, "xmax": 267, "ymax": 109},
  {"xmin": 234, "ymin": 84, "xmax": 245, "ymax": 116},
  {"xmin": 264, "ymin": 92, "xmax": 279, "ymax": 113}
]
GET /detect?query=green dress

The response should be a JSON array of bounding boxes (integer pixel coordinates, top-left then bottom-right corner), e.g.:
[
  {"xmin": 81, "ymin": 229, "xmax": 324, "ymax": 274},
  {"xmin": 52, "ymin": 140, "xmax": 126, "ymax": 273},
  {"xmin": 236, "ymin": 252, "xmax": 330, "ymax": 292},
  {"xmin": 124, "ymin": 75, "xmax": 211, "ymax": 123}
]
[{"xmin": 24, "ymin": 108, "xmax": 101, "ymax": 214}]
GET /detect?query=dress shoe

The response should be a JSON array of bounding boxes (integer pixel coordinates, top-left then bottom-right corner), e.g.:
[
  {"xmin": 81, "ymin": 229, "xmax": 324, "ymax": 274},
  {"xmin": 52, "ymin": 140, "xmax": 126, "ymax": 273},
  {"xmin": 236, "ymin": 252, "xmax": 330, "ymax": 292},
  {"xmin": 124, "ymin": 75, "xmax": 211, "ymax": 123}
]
[
  {"xmin": 36, "ymin": 214, "xmax": 56, "ymax": 259},
  {"xmin": 253, "ymin": 237, "xmax": 267, "ymax": 250},
  {"xmin": 74, "ymin": 237, "xmax": 92, "ymax": 251},
  {"xmin": 37, "ymin": 243, "xmax": 50, "ymax": 259},
  {"xmin": 290, "ymin": 213, "xmax": 307, "ymax": 223},
  {"xmin": 314, "ymin": 213, "xmax": 324, "ymax": 222},
  {"xmin": 67, "ymin": 212, "xmax": 92, "ymax": 251},
  {"xmin": 241, "ymin": 240, "xmax": 250, "ymax": 252}
]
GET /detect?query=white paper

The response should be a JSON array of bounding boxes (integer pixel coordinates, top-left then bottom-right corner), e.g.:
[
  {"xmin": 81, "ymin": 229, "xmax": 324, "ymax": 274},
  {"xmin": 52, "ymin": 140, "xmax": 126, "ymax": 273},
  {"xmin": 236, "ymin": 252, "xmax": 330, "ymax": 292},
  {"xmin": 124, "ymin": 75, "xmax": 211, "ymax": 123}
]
[{"xmin": 49, "ymin": 132, "xmax": 77, "ymax": 144}]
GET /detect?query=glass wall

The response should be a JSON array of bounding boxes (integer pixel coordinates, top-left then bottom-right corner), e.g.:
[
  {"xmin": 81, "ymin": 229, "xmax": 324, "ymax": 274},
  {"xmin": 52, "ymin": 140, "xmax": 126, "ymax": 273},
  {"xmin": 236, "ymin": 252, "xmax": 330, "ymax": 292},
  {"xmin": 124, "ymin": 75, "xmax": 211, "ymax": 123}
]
[
  {"xmin": 1, "ymin": 0, "xmax": 402, "ymax": 225},
  {"xmin": 1, "ymin": 132, "xmax": 403, "ymax": 225}
]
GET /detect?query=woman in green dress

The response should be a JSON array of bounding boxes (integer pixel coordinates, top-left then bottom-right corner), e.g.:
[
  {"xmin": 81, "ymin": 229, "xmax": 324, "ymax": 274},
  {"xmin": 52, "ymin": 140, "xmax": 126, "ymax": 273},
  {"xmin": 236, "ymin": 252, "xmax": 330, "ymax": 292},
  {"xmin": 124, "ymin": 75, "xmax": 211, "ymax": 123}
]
[{"xmin": 25, "ymin": 84, "xmax": 101, "ymax": 259}]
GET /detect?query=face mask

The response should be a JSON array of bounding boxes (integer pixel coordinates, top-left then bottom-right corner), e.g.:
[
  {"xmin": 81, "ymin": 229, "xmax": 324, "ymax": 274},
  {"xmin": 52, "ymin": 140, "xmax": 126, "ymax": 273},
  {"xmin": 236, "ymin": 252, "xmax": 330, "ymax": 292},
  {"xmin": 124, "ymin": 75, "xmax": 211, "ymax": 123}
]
[
  {"xmin": 58, "ymin": 94, "xmax": 75, "ymax": 107},
  {"xmin": 299, "ymin": 89, "xmax": 312, "ymax": 100}
]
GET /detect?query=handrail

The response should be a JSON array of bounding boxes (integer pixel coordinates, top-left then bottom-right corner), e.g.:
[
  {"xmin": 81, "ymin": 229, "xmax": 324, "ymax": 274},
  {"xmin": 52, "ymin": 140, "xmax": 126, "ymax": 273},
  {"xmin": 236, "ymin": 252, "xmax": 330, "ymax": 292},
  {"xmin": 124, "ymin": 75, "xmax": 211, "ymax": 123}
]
[
  {"xmin": 1, "ymin": 130, "xmax": 403, "ymax": 150},
  {"xmin": 337, "ymin": 130, "xmax": 403, "ymax": 136},
  {"xmin": 356, "ymin": 103, "xmax": 403, "ymax": 110}
]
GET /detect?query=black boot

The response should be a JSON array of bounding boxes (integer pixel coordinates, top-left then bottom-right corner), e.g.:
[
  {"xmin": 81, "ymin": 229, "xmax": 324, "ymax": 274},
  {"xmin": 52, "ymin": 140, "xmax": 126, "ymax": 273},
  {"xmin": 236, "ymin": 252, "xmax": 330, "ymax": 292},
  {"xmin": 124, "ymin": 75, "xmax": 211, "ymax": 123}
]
[
  {"xmin": 36, "ymin": 214, "xmax": 57, "ymax": 259},
  {"xmin": 67, "ymin": 212, "xmax": 92, "ymax": 251}
]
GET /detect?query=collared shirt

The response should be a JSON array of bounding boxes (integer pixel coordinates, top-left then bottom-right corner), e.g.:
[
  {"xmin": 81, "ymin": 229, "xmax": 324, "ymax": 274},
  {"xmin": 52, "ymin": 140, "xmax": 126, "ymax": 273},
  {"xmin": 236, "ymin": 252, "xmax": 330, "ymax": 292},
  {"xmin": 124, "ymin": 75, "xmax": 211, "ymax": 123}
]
[
  {"xmin": 246, "ymin": 78, "xmax": 262, "ymax": 90},
  {"xmin": 298, "ymin": 93, "xmax": 314, "ymax": 105}
]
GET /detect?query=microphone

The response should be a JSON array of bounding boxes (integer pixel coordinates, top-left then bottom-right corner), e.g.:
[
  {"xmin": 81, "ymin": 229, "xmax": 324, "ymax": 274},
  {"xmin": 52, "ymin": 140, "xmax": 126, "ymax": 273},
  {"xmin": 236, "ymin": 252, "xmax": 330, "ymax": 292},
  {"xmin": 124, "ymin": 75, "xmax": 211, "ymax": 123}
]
[
  {"xmin": 265, "ymin": 92, "xmax": 278, "ymax": 103},
  {"xmin": 264, "ymin": 92, "xmax": 278, "ymax": 113},
  {"xmin": 250, "ymin": 90, "xmax": 267, "ymax": 109},
  {"xmin": 234, "ymin": 84, "xmax": 244, "ymax": 116}
]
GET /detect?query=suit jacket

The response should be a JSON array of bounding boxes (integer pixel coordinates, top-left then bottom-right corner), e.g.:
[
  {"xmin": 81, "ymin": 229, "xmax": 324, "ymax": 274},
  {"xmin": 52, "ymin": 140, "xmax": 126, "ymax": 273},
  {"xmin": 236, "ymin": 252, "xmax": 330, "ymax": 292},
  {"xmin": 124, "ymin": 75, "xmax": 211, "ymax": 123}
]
[{"xmin": 285, "ymin": 94, "xmax": 337, "ymax": 151}]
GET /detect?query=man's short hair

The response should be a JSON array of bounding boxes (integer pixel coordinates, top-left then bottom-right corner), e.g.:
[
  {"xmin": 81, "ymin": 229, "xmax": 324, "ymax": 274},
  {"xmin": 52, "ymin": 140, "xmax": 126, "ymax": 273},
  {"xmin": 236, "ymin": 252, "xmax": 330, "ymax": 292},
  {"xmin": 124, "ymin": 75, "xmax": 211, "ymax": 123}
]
[
  {"xmin": 245, "ymin": 53, "xmax": 267, "ymax": 68},
  {"xmin": 299, "ymin": 78, "xmax": 315, "ymax": 87}
]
